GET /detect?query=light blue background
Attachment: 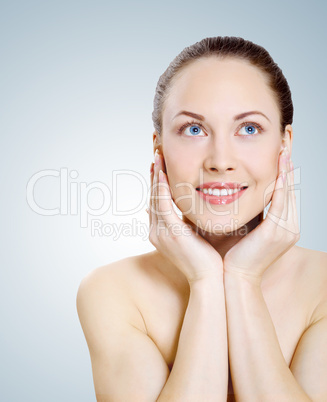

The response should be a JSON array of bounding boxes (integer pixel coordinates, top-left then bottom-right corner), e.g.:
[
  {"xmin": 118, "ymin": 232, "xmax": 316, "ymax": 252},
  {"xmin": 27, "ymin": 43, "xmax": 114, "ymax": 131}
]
[{"xmin": 1, "ymin": 0, "xmax": 326, "ymax": 400}]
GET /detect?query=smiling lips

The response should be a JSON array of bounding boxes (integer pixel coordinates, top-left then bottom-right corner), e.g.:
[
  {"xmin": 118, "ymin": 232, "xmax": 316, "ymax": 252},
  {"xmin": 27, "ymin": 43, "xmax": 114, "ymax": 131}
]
[{"xmin": 196, "ymin": 182, "xmax": 248, "ymax": 205}]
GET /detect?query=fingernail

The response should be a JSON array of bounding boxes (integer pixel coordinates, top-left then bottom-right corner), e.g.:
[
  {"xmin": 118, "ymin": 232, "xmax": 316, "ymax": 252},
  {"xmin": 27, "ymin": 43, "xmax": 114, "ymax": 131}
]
[{"xmin": 159, "ymin": 169, "xmax": 163, "ymax": 181}]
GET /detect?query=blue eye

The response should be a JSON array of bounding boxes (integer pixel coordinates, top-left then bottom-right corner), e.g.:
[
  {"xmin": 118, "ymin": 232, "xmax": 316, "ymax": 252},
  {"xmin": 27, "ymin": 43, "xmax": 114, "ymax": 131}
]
[
  {"xmin": 186, "ymin": 125, "xmax": 203, "ymax": 136},
  {"xmin": 238, "ymin": 123, "xmax": 262, "ymax": 136},
  {"xmin": 177, "ymin": 122, "xmax": 205, "ymax": 136},
  {"xmin": 177, "ymin": 120, "xmax": 263, "ymax": 137}
]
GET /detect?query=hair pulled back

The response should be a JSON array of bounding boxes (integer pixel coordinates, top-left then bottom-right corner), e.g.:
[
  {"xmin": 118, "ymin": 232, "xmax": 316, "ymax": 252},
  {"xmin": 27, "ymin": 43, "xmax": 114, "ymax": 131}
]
[{"xmin": 152, "ymin": 36, "xmax": 293, "ymax": 135}]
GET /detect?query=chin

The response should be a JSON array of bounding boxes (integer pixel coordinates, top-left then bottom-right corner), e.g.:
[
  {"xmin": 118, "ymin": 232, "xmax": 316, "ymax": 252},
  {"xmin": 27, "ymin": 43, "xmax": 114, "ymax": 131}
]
[
  {"xmin": 182, "ymin": 211, "xmax": 261, "ymax": 237},
  {"xmin": 176, "ymin": 192, "xmax": 265, "ymax": 236}
]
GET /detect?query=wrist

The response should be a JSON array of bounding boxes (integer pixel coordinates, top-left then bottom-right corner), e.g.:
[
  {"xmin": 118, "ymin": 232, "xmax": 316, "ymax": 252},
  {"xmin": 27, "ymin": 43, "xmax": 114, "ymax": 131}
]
[
  {"xmin": 223, "ymin": 268, "xmax": 262, "ymax": 288},
  {"xmin": 188, "ymin": 271, "xmax": 224, "ymax": 289}
]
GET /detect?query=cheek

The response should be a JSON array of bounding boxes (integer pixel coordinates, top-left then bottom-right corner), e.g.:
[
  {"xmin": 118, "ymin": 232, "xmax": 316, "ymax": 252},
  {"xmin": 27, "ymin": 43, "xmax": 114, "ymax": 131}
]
[
  {"xmin": 245, "ymin": 147, "xmax": 280, "ymax": 207},
  {"xmin": 244, "ymin": 145, "xmax": 280, "ymax": 181},
  {"xmin": 162, "ymin": 152, "xmax": 188, "ymax": 193},
  {"xmin": 163, "ymin": 143, "xmax": 199, "ymax": 183}
]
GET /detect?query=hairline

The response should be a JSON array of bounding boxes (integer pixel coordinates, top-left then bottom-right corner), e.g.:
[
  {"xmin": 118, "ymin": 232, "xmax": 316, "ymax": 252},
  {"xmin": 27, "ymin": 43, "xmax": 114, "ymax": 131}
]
[{"xmin": 159, "ymin": 55, "xmax": 284, "ymax": 136}]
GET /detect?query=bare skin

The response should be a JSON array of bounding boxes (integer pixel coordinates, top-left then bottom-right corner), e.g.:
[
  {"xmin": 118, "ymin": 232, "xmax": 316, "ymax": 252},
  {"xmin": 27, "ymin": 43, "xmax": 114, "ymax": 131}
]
[
  {"xmin": 78, "ymin": 245, "xmax": 327, "ymax": 400},
  {"xmin": 77, "ymin": 57, "xmax": 327, "ymax": 401},
  {"xmin": 78, "ymin": 149, "xmax": 327, "ymax": 399}
]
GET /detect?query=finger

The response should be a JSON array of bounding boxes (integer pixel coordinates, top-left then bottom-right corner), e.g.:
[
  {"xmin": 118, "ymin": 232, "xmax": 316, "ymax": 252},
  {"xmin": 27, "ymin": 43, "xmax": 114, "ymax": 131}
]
[
  {"xmin": 282, "ymin": 154, "xmax": 300, "ymax": 236},
  {"xmin": 266, "ymin": 148, "xmax": 288, "ymax": 225},
  {"xmin": 148, "ymin": 160, "xmax": 156, "ymax": 239},
  {"xmin": 157, "ymin": 169, "xmax": 177, "ymax": 225},
  {"xmin": 284, "ymin": 151, "xmax": 298, "ymax": 225},
  {"xmin": 157, "ymin": 169, "xmax": 195, "ymax": 241},
  {"xmin": 149, "ymin": 160, "xmax": 153, "ymax": 210},
  {"xmin": 152, "ymin": 150, "xmax": 167, "ymax": 217},
  {"xmin": 289, "ymin": 159, "xmax": 300, "ymax": 235},
  {"xmin": 289, "ymin": 159, "xmax": 297, "ymax": 213},
  {"xmin": 290, "ymin": 161, "xmax": 297, "ymax": 221},
  {"xmin": 281, "ymin": 147, "xmax": 290, "ymax": 222},
  {"xmin": 147, "ymin": 161, "xmax": 154, "ymax": 216},
  {"xmin": 149, "ymin": 152, "xmax": 163, "ymax": 243},
  {"xmin": 150, "ymin": 161, "xmax": 154, "ymax": 201},
  {"xmin": 153, "ymin": 152, "xmax": 192, "ymax": 230},
  {"xmin": 152, "ymin": 152, "xmax": 159, "ymax": 217}
]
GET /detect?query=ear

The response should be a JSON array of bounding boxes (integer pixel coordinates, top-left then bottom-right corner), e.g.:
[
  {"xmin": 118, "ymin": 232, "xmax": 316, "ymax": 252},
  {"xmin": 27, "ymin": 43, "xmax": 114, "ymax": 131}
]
[
  {"xmin": 153, "ymin": 131, "xmax": 163, "ymax": 155},
  {"xmin": 281, "ymin": 124, "xmax": 293, "ymax": 156}
]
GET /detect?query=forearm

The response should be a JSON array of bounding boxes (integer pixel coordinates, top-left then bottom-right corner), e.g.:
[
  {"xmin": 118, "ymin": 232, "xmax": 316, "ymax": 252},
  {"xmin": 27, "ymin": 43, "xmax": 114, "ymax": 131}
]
[
  {"xmin": 224, "ymin": 272, "xmax": 311, "ymax": 402},
  {"xmin": 157, "ymin": 274, "xmax": 228, "ymax": 402}
]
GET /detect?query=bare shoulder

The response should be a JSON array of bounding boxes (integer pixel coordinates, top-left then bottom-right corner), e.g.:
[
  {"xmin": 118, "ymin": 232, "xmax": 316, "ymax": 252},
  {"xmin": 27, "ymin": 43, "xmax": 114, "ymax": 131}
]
[
  {"xmin": 297, "ymin": 245, "xmax": 327, "ymax": 263},
  {"xmin": 295, "ymin": 246, "xmax": 327, "ymax": 320},
  {"xmin": 76, "ymin": 251, "xmax": 159, "ymax": 338},
  {"xmin": 76, "ymin": 252, "xmax": 172, "ymax": 400},
  {"xmin": 288, "ymin": 247, "xmax": 327, "ymax": 400},
  {"xmin": 296, "ymin": 246, "xmax": 327, "ymax": 282}
]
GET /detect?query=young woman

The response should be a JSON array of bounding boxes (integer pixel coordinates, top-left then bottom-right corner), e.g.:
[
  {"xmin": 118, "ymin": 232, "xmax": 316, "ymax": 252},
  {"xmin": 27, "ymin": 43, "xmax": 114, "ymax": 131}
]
[{"xmin": 77, "ymin": 36, "xmax": 327, "ymax": 401}]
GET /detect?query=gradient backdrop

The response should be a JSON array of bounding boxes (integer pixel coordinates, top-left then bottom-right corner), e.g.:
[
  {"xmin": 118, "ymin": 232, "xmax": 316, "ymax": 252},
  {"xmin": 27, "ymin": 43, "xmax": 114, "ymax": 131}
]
[{"xmin": 1, "ymin": 0, "xmax": 326, "ymax": 400}]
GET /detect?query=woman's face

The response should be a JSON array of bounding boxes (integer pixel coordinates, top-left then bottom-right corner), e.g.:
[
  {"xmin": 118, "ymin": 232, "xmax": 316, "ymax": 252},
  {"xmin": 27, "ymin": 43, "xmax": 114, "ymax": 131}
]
[{"xmin": 156, "ymin": 57, "xmax": 292, "ymax": 233}]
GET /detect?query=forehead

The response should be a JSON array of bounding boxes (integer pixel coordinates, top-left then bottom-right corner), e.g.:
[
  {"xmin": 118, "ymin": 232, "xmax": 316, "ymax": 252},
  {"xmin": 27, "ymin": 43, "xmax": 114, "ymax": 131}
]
[{"xmin": 163, "ymin": 57, "xmax": 280, "ymax": 125}]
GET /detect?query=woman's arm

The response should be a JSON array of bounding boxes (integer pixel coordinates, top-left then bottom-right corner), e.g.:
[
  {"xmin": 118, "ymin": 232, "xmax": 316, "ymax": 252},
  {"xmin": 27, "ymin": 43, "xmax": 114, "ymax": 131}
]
[
  {"xmin": 147, "ymin": 151, "xmax": 229, "ymax": 400},
  {"xmin": 222, "ymin": 148, "xmax": 324, "ymax": 401},
  {"xmin": 224, "ymin": 272, "xmax": 312, "ymax": 402},
  {"xmin": 77, "ymin": 266, "xmax": 228, "ymax": 402},
  {"xmin": 76, "ymin": 268, "xmax": 170, "ymax": 402},
  {"xmin": 151, "ymin": 150, "xmax": 228, "ymax": 400},
  {"xmin": 157, "ymin": 274, "xmax": 228, "ymax": 401}
]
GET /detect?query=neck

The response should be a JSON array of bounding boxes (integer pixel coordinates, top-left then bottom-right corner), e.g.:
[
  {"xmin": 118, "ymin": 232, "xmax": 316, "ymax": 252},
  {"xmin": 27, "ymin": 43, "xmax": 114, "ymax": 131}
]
[{"xmin": 182, "ymin": 213, "xmax": 263, "ymax": 259}]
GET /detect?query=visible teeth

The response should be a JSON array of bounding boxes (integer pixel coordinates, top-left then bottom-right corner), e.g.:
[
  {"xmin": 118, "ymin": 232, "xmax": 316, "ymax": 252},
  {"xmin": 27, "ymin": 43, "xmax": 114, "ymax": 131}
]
[
  {"xmin": 211, "ymin": 188, "xmax": 229, "ymax": 196},
  {"xmin": 199, "ymin": 187, "xmax": 242, "ymax": 196}
]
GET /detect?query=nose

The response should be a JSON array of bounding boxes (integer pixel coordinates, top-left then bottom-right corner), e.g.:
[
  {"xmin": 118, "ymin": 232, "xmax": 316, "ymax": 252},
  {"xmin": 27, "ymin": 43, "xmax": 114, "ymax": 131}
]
[{"xmin": 203, "ymin": 136, "xmax": 237, "ymax": 174}]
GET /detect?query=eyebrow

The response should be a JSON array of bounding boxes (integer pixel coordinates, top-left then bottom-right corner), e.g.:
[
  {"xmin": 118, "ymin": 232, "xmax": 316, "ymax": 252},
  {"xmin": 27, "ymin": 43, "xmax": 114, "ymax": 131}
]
[{"xmin": 172, "ymin": 110, "xmax": 271, "ymax": 123}]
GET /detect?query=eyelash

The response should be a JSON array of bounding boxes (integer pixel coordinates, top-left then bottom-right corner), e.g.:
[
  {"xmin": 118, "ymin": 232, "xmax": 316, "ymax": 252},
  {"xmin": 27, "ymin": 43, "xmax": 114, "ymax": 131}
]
[{"xmin": 176, "ymin": 120, "xmax": 264, "ymax": 137}]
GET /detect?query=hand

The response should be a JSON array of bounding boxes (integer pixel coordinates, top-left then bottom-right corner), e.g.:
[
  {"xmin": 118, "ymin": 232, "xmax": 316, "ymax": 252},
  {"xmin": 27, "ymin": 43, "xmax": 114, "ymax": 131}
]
[
  {"xmin": 147, "ymin": 150, "xmax": 223, "ymax": 284},
  {"xmin": 223, "ymin": 147, "xmax": 300, "ymax": 283}
]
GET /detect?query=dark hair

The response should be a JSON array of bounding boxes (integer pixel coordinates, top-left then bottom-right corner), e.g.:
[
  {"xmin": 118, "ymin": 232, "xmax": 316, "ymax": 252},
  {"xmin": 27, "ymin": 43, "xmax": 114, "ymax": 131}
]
[{"xmin": 152, "ymin": 36, "xmax": 293, "ymax": 135}]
